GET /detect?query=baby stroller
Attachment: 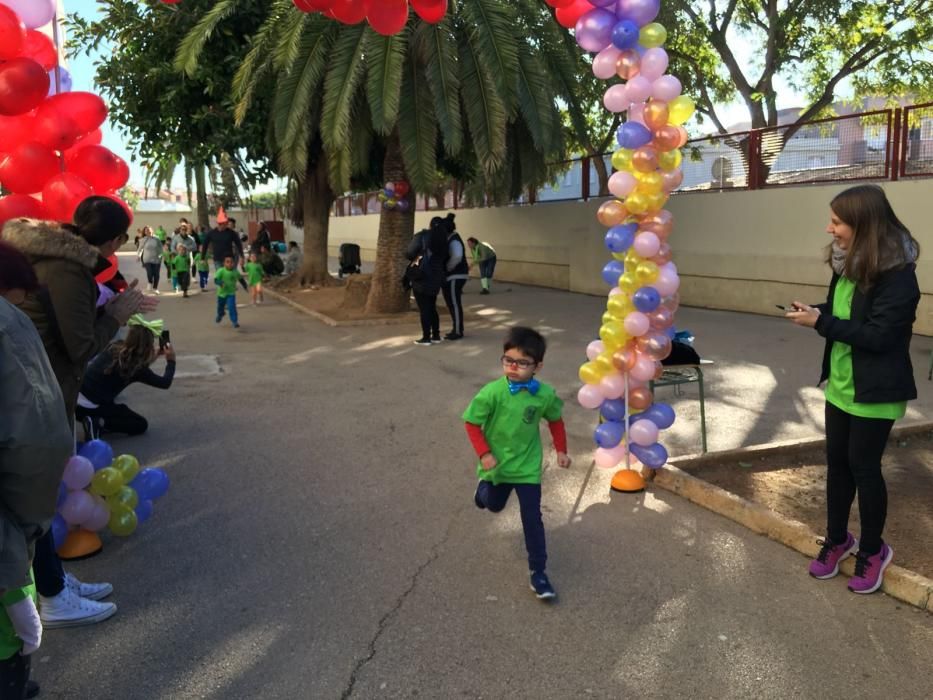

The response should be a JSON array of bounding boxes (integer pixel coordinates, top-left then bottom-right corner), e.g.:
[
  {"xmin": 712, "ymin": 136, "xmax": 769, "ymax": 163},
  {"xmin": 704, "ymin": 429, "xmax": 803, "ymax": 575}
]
[{"xmin": 339, "ymin": 243, "xmax": 361, "ymax": 277}]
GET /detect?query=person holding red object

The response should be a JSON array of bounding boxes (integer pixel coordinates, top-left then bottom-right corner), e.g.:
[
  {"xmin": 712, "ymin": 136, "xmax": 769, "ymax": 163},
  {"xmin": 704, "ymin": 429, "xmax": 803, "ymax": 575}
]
[{"xmin": 463, "ymin": 326, "xmax": 571, "ymax": 601}]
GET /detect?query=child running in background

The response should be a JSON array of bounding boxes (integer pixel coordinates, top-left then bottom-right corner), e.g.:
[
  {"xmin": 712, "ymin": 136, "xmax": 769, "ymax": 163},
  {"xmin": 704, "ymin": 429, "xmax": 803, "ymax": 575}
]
[
  {"xmin": 245, "ymin": 252, "xmax": 265, "ymax": 305},
  {"xmin": 194, "ymin": 251, "xmax": 210, "ymax": 291},
  {"xmin": 163, "ymin": 241, "xmax": 176, "ymax": 292},
  {"xmin": 172, "ymin": 244, "xmax": 192, "ymax": 298},
  {"xmin": 214, "ymin": 255, "xmax": 248, "ymax": 328},
  {"xmin": 463, "ymin": 326, "xmax": 571, "ymax": 601}
]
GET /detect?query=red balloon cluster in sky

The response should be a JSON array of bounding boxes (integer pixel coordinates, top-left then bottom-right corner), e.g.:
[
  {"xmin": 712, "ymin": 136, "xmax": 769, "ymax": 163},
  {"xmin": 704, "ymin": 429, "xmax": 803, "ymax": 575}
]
[
  {"xmin": 0, "ymin": 2, "xmax": 132, "ymax": 228},
  {"xmin": 292, "ymin": 0, "xmax": 448, "ymax": 35}
]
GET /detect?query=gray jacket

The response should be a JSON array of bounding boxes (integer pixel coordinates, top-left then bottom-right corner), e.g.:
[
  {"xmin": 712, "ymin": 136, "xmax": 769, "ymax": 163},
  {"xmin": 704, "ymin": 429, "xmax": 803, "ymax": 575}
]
[
  {"xmin": 0, "ymin": 298, "xmax": 73, "ymax": 589},
  {"xmin": 139, "ymin": 235, "xmax": 164, "ymax": 264},
  {"xmin": 170, "ymin": 233, "xmax": 198, "ymax": 255}
]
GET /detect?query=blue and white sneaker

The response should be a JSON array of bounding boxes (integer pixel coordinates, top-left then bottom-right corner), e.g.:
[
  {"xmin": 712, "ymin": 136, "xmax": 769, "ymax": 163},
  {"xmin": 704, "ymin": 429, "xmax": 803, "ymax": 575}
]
[{"xmin": 529, "ymin": 571, "xmax": 556, "ymax": 600}]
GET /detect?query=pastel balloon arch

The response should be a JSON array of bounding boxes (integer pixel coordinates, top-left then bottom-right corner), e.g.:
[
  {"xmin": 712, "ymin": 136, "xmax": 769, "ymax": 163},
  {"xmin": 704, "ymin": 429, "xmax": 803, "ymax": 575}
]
[{"xmin": 0, "ymin": 0, "xmax": 132, "ymax": 228}]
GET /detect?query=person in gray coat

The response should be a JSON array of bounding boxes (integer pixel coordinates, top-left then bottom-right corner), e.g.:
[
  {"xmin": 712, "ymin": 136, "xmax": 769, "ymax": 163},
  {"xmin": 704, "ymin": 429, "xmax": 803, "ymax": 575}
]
[{"xmin": 138, "ymin": 226, "xmax": 164, "ymax": 293}]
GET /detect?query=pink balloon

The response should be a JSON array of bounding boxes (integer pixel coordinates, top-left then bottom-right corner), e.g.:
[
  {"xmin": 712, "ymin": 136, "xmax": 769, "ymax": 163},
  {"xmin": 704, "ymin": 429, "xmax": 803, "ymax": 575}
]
[
  {"xmin": 608, "ymin": 171, "xmax": 637, "ymax": 198},
  {"xmin": 662, "ymin": 169, "xmax": 684, "ymax": 192},
  {"xmin": 586, "ymin": 339, "xmax": 605, "ymax": 360},
  {"xmin": 578, "ymin": 383, "xmax": 605, "ymax": 410},
  {"xmin": 630, "ymin": 419, "xmax": 660, "ymax": 446},
  {"xmin": 625, "ymin": 75, "xmax": 652, "ymax": 104},
  {"xmin": 592, "ymin": 46, "xmax": 622, "ymax": 80},
  {"xmin": 633, "ymin": 231, "xmax": 661, "ymax": 258},
  {"xmin": 609, "ymin": 286, "xmax": 623, "ymax": 297},
  {"xmin": 654, "ymin": 265, "xmax": 680, "ymax": 297},
  {"xmin": 594, "ymin": 443, "xmax": 628, "ymax": 469},
  {"xmin": 628, "ymin": 102, "xmax": 646, "ymax": 125},
  {"xmin": 83, "ymin": 499, "xmax": 111, "ymax": 532},
  {"xmin": 639, "ymin": 48, "xmax": 669, "ymax": 81},
  {"xmin": 623, "ymin": 311, "xmax": 650, "ymax": 337},
  {"xmin": 60, "ymin": 489, "xmax": 95, "ymax": 526},
  {"xmin": 2, "ymin": 0, "xmax": 56, "ymax": 30},
  {"xmin": 652, "ymin": 75, "xmax": 683, "ymax": 102},
  {"xmin": 62, "ymin": 455, "xmax": 94, "ymax": 491},
  {"xmin": 603, "ymin": 84, "xmax": 629, "ymax": 113},
  {"xmin": 600, "ymin": 372, "xmax": 626, "ymax": 399},
  {"xmin": 630, "ymin": 354, "xmax": 658, "ymax": 382}
]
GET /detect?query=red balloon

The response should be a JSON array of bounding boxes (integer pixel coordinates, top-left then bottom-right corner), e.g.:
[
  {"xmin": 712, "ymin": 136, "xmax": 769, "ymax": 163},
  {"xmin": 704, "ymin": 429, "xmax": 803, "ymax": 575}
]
[
  {"xmin": 555, "ymin": 0, "xmax": 593, "ymax": 29},
  {"xmin": 409, "ymin": 0, "xmax": 446, "ymax": 24},
  {"xmin": 66, "ymin": 145, "xmax": 129, "ymax": 193},
  {"xmin": 545, "ymin": 0, "xmax": 575, "ymax": 6},
  {"xmin": 64, "ymin": 127, "xmax": 103, "ymax": 155},
  {"xmin": 393, "ymin": 181, "xmax": 410, "ymax": 197},
  {"xmin": 367, "ymin": 0, "xmax": 407, "ymax": 35},
  {"xmin": 41, "ymin": 92, "xmax": 108, "ymax": 133},
  {"xmin": 0, "ymin": 58, "xmax": 50, "ymax": 116},
  {"xmin": 0, "ymin": 141, "xmax": 60, "ymax": 194},
  {"xmin": 0, "ymin": 112, "xmax": 35, "ymax": 154},
  {"xmin": 33, "ymin": 105, "xmax": 85, "ymax": 151},
  {"xmin": 95, "ymin": 254, "xmax": 119, "ymax": 284},
  {"xmin": 0, "ymin": 194, "xmax": 47, "ymax": 229},
  {"xmin": 0, "ymin": 4, "xmax": 26, "ymax": 60},
  {"xmin": 21, "ymin": 30, "xmax": 58, "ymax": 71},
  {"xmin": 42, "ymin": 173, "xmax": 94, "ymax": 223},
  {"xmin": 329, "ymin": 0, "xmax": 369, "ymax": 24}
]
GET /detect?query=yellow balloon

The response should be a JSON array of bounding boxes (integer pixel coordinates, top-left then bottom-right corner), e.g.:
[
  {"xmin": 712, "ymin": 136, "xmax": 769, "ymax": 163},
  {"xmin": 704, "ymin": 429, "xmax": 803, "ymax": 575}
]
[
  {"xmin": 579, "ymin": 361, "xmax": 604, "ymax": 385},
  {"xmin": 601, "ymin": 310, "xmax": 617, "ymax": 325},
  {"xmin": 618, "ymin": 272, "xmax": 639, "ymax": 293},
  {"xmin": 611, "ymin": 251, "xmax": 628, "ymax": 262},
  {"xmin": 668, "ymin": 96, "xmax": 696, "ymax": 126},
  {"xmin": 108, "ymin": 506, "xmax": 138, "ymax": 537},
  {"xmin": 594, "ymin": 352, "xmax": 616, "ymax": 373},
  {"xmin": 625, "ymin": 249, "xmax": 644, "ymax": 267},
  {"xmin": 636, "ymin": 260, "xmax": 660, "ymax": 284},
  {"xmin": 636, "ymin": 171, "xmax": 664, "ymax": 190},
  {"xmin": 639, "ymin": 22, "xmax": 667, "ymax": 48},
  {"xmin": 625, "ymin": 191, "xmax": 649, "ymax": 214},
  {"xmin": 90, "ymin": 467, "xmax": 124, "ymax": 498},
  {"xmin": 611, "ymin": 148, "xmax": 634, "ymax": 172},
  {"xmin": 645, "ymin": 191, "xmax": 668, "ymax": 213},
  {"xmin": 607, "ymin": 294, "xmax": 633, "ymax": 318},
  {"xmin": 112, "ymin": 455, "xmax": 140, "ymax": 483},
  {"xmin": 658, "ymin": 149, "xmax": 683, "ymax": 172},
  {"xmin": 599, "ymin": 322, "xmax": 627, "ymax": 349},
  {"xmin": 106, "ymin": 486, "xmax": 139, "ymax": 511}
]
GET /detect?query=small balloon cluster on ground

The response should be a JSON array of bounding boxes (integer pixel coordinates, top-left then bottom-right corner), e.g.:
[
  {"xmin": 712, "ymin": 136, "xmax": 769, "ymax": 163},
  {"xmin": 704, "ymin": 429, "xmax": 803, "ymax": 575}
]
[
  {"xmin": 292, "ymin": 0, "xmax": 447, "ymax": 36},
  {"xmin": 378, "ymin": 180, "xmax": 411, "ymax": 211},
  {"xmin": 0, "ymin": 0, "xmax": 132, "ymax": 229},
  {"xmin": 558, "ymin": 0, "xmax": 690, "ymax": 472},
  {"xmin": 52, "ymin": 440, "xmax": 170, "ymax": 548}
]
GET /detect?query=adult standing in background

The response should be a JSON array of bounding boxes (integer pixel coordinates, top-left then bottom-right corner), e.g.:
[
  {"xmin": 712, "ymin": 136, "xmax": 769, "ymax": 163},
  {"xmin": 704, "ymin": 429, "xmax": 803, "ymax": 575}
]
[
  {"xmin": 138, "ymin": 226, "xmax": 163, "ymax": 294},
  {"xmin": 406, "ymin": 218, "xmax": 449, "ymax": 346},
  {"xmin": 200, "ymin": 210, "xmax": 244, "ymax": 271},
  {"xmin": 468, "ymin": 237, "xmax": 497, "ymax": 295},
  {"xmin": 170, "ymin": 222, "xmax": 198, "ymax": 255},
  {"xmin": 440, "ymin": 213, "xmax": 468, "ymax": 340},
  {"xmin": 252, "ymin": 221, "xmax": 272, "ymax": 254},
  {"xmin": 786, "ymin": 184, "xmax": 920, "ymax": 595}
]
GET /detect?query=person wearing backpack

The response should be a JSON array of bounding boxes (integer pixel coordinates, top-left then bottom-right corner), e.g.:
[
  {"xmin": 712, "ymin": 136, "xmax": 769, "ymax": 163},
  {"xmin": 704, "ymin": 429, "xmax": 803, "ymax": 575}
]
[{"xmin": 405, "ymin": 219, "xmax": 449, "ymax": 346}]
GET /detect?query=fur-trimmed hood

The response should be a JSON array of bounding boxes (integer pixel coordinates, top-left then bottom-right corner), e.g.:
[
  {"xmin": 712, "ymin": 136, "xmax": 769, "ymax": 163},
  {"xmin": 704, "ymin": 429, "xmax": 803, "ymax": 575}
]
[{"xmin": 2, "ymin": 218, "xmax": 100, "ymax": 269}]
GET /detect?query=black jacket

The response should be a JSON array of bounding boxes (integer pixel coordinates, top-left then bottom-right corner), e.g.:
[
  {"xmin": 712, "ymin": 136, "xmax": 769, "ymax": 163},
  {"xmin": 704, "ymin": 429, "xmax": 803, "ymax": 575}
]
[
  {"xmin": 406, "ymin": 228, "xmax": 448, "ymax": 295},
  {"xmin": 201, "ymin": 228, "xmax": 244, "ymax": 262},
  {"xmin": 81, "ymin": 350, "xmax": 176, "ymax": 405},
  {"xmin": 815, "ymin": 263, "xmax": 919, "ymax": 403}
]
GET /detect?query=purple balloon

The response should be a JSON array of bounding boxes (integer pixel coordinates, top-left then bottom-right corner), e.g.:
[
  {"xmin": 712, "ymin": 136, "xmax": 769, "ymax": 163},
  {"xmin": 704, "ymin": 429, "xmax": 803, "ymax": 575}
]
[
  {"xmin": 602, "ymin": 260, "xmax": 624, "ymax": 286},
  {"xmin": 589, "ymin": 0, "xmax": 618, "ymax": 6},
  {"xmin": 630, "ymin": 442, "xmax": 669, "ymax": 469},
  {"xmin": 600, "ymin": 398, "xmax": 627, "ymax": 422},
  {"xmin": 60, "ymin": 490, "xmax": 95, "ymax": 526},
  {"xmin": 78, "ymin": 439, "xmax": 114, "ymax": 471},
  {"xmin": 2, "ymin": 0, "xmax": 56, "ymax": 29},
  {"xmin": 594, "ymin": 421, "xmax": 625, "ymax": 449},
  {"xmin": 62, "ymin": 455, "xmax": 94, "ymax": 491},
  {"xmin": 633, "ymin": 286, "xmax": 661, "ymax": 312},
  {"xmin": 396, "ymin": 199, "xmax": 410, "ymax": 212},
  {"xmin": 56, "ymin": 482, "xmax": 67, "ymax": 509},
  {"xmin": 611, "ymin": 19, "xmax": 640, "ymax": 50},
  {"xmin": 616, "ymin": 121, "xmax": 652, "ymax": 149},
  {"xmin": 575, "ymin": 8, "xmax": 618, "ymax": 53},
  {"xmin": 616, "ymin": 0, "xmax": 661, "ymax": 26},
  {"xmin": 605, "ymin": 223, "xmax": 637, "ymax": 253},
  {"xmin": 644, "ymin": 402, "xmax": 676, "ymax": 429},
  {"xmin": 51, "ymin": 514, "xmax": 69, "ymax": 549}
]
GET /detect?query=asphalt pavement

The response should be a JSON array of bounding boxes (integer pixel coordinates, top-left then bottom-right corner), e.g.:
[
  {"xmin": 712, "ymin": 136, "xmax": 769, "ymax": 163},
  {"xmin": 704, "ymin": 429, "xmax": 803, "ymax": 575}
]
[{"xmin": 32, "ymin": 253, "xmax": 933, "ymax": 699}]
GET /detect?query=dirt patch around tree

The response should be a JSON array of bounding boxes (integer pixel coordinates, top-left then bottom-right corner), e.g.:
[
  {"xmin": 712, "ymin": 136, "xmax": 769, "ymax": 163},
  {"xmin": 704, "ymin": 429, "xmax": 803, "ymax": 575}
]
[
  {"xmin": 268, "ymin": 274, "xmax": 421, "ymax": 325},
  {"xmin": 678, "ymin": 430, "xmax": 933, "ymax": 579}
]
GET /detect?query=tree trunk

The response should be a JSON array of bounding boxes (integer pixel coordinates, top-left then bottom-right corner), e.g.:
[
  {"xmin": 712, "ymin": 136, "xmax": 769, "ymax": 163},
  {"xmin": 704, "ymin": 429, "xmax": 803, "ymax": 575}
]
[
  {"xmin": 364, "ymin": 130, "xmax": 415, "ymax": 314},
  {"xmin": 194, "ymin": 164, "xmax": 209, "ymax": 230},
  {"xmin": 591, "ymin": 153, "xmax": 610, "ymax": 196},
  {"xmin": 299, "ymin": 152, "xmax": 336, "ymax": 286}
]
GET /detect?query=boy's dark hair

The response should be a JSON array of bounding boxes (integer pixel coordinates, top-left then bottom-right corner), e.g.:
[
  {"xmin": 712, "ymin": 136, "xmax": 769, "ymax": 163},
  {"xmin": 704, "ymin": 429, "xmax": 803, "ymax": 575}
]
[
  {"xmin": 223, "ymin": 255, "xmax": 234, "ymax": 261},
  {"xmin": 503, "ymin": 326, "xmax": 547, "ymax": 363}
]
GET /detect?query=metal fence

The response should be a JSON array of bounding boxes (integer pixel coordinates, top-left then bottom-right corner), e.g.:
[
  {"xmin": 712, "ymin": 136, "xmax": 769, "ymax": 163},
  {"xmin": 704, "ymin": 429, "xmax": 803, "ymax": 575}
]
[{"xmin": 333, "ymin": 102, "xmax": 933, "ymax": 216}]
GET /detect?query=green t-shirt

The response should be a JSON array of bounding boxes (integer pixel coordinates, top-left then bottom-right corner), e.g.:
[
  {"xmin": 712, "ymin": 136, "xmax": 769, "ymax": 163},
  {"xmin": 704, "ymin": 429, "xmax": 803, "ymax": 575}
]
[
  {"xmin": 245, "ymin": 262, "xmax": 264, "ymax": 286},
  {"xmin": 471, "ymin": 241, "xmax": 496, "ymax": 263},
  {"xmin": 825, "ymin": 276, "xmax": 907, "ymax": 420},
  {"xmin": 0, "ymin": 581, "xmax": 36, "ymax": 660},
  {"xmin": 154, "ymin": 229, "xmax": 166, "ymax": 242},
  {"xmin": 215, "ymin": 268, "xmax": 242, "ymax": 298},
  {"xmin": 462, "ymin": 376, "xmax": 563, "ymax": 485},
  {"xmin": 172, "ymin": 252, "xmax": 191, "ymax": 274},
  {"xmin": 195, "ymin": 253, "xmax": 209, "ymax": 272}
]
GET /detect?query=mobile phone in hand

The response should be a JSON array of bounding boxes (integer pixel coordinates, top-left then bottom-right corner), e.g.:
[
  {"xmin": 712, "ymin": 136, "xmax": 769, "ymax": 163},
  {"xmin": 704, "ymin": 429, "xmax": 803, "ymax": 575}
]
[
  {"xmin": 160, "ymin": 329, "xmax": 170, "ymax": 348},
  {"xmin": 776, "ymin": 304, "xmax": 800, "ymax": 311}
]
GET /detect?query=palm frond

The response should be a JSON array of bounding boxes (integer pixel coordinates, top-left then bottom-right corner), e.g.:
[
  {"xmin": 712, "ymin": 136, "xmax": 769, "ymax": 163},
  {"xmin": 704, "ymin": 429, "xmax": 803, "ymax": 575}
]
[
  {"xmin": 515, "ymin": 43, "xmax": 559, "ymax": 155},
  {"xmin": 458, "ymin": 0, "xmax": 519, "ymax": 114},
  {"xmin": 397, "ymin": 58, "xmax": 438, "ymax": 192},
  {"xmin": 458, "ymin": 32, "xmax": 507, "ymax": 175},
  {"xmin": 327, "ymin": 140, "xmax": 353, "ymax": 194},
  {"xmin": 233, "ymin": 1, "xmax": 296, "ymax": 124},
  {"xmin": 413, "ymin": 18, "xmax": 463, "ymax": 156},
  {"xmin": 174, "ymin": 0, "xmax": 244, "ymax": 77},
  {"xmin": 365, "ymin": 27, "xmax": 408, "ymax": 135},
  {"xmin": 271, "ymin": 4, "xmax": 312, "ymax": 72},
  {"xmin": 321, "ymin": 23, "xmax": 368, "ymax": 151}
]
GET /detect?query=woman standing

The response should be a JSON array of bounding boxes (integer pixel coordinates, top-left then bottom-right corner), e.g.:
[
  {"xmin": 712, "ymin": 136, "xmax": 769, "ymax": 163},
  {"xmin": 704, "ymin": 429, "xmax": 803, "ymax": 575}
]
[
  {"xmin": 406, "ymin": 219, "xmax": 449, "ymax": 346},
  {"xmin": 786, "ymin": 184, "xmax": 920, "ymax": 594}
]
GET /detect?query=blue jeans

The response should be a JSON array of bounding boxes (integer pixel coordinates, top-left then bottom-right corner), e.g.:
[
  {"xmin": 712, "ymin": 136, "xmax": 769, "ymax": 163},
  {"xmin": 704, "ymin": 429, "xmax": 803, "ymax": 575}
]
[
  {"xmin": 478, "ymin": 256, "xmax": 497, "ymax": 280},
  {"xmin": 476, "ymin": 482, "xmax": 546, "ymax": 572},
  {"xmin": 216, "ymin": 295, "xmax": 238, "ymax": 325},
  {"xmin": 198, "ymin": 271, "xmax": 209, "ymax": 289}
]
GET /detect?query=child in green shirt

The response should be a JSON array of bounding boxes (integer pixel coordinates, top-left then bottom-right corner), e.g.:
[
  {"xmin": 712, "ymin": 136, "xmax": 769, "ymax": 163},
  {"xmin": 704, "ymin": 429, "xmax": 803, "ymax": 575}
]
[
  {"xmin": 172, "ymin": 244, "xmax": 192, "ymax": 298},
  {"xmin": 195, "ymin": 252, "xmax": 210, "ymax": 291},
  {"xmin": 163, "ymin": 241, "xmax": 176, "ymax": 292},
  {"xmin": 245, "ymin": 252, "xmax": 265, "ymax": 305},
  {"xmin": 467, "ymin": 237, "xmax": 497, "ymax": 294},
  {"xmin": 463, "ymin": 326, "xmax": 571, "ymax": 600},
  {"xmin": 1, "ymin": 578, "xmax": 40, "ymax": 697},
  {"xmin": 214, "ymin": 255, "xmax": 247, "ymax": 328}
]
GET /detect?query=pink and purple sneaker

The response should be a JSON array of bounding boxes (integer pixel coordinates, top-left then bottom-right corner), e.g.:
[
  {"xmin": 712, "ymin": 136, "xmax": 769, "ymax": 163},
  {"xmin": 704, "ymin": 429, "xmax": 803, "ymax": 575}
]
[
  {"xmin": 847, "ymin": 543, "xmax": 894, "ymax": 594},
  {"xmin": 809, "ymin": 532, "xmax": 858, "ymax": 579}
]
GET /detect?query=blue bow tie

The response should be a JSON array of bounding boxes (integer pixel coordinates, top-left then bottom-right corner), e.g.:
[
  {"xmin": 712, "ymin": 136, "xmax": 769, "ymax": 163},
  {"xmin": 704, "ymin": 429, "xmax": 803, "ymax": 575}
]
[{"xmin": 509, "ymin": 379, "xmax": 540, "ymax": 395}]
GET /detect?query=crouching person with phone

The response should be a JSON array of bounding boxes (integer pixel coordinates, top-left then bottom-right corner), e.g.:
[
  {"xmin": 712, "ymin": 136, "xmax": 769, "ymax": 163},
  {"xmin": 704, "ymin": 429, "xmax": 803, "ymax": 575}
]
[{"xmin": 76, "ymin": 316, "xmax": 176, "ymax": 438}]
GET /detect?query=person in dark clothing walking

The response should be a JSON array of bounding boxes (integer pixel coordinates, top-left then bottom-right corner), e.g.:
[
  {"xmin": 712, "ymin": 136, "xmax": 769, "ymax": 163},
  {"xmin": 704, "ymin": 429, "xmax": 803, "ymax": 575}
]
[
  {"xmin": 200, "ymin": 211, "xmax": 244, "ymax": 271},
  {"xmin": 77, "ymin": 321, "xmax": 176, "ymax": 437},
  {"xmin": 439, "ymin": 213, "xmax": 469, "ymax": 340},
  {"xmin": 785, "ymin": 184, "xmax": 920, "ymax": 595},
  {"xmin": 406, "ymin": 219, "xmax": 449, "ymax": 346}
]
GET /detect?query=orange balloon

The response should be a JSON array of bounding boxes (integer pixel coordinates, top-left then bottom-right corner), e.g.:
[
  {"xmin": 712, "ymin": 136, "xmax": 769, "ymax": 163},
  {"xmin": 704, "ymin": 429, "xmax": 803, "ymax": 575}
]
[
  {"xmin": 676, "ymin": 126, "xmax": 689, "ymax": 148},
  {"xmin": 629, "ymin": 386, "xmax": 653, "ymax": 410},
  {"xmin": 653, "ymin": 125, "xmax": 681, "ymax": 151},
  {"xmin": 632, "ymin": 146, "xmax": 659, "ymax": 173},
  {"xmin": 643, "ymin": 101, "xmax": 669, "ymax": 131},
  {"xmin": 597, "ymin": 199, "xmax": 628, "ymax": 227},
  {"xmin": 615, "ymin": 50, "xmax": 641, "ymax": 80},
  {"xmin": 640, "ymin": 210, "xmax": 673, "ymax": 237},
  {"xmin": 612, "ymin": 346, "xmax": 637, "ymax": 371}
]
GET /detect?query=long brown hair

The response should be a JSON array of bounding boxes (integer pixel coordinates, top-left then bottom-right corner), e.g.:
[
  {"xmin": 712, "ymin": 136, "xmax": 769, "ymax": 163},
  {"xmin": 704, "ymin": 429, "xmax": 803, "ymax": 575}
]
[
  {"xmin": 106, "ymin": 326, "xmax": 155, "ymax": 379},
  {"xmin": 827, "ymin": 184, "xmax": 919, "ymax": 289}
]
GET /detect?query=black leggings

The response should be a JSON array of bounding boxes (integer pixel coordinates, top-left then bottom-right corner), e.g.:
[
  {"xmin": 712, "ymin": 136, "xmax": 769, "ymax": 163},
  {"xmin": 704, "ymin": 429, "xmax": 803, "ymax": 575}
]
[
  {"xmin": 76, "ymin": 403, "xmax": 149, "ymax": 436},
  {"xmin": 824, "ymin": 401, "xmax": 895, "ymax": 555},
  {"xmin": 33, "ymin": 527, "xmax": 65, "ymax": 597},
  {"xmin": 441, "ymin": 279, "xmax": 466, "ymax": 335},
  {"xmin": 0, "ymin": 651, "xmax": 30, "ymax": 699},
  {"xmin": 143, "ymin": 262, "xmax": 161, "ymax": 287},
  {"xmin": 413, "ymin": 291, "xmax": 439, "ymax": 340}
]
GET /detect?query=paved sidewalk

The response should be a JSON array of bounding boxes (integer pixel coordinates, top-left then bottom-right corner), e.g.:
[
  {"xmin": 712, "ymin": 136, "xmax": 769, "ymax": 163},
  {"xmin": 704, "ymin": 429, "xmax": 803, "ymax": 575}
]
[{"xmin": 32, "ymin": 254, "xmax": 932, "ymax": 699}]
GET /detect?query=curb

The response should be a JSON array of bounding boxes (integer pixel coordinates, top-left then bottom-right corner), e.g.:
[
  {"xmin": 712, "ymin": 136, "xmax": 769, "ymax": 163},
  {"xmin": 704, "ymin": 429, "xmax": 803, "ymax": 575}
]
[
  {"xmin": 265, "ymin": 289, "xmax": 420, "ymax": 327},
  {"xmin": 646, "ymin": 432, "xmax": 933, "ymax": 612}
]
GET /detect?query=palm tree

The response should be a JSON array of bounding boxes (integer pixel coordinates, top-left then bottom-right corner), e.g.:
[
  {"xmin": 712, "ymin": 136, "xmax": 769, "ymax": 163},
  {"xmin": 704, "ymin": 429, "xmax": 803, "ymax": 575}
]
[{"xmin": 177, "ymin": 0, "xmax": 576, "ymax": 311}]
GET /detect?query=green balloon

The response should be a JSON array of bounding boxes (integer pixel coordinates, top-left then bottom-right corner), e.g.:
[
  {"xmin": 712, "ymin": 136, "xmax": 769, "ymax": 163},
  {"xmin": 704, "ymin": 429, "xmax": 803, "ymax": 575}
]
[
  {"xmin": 108, "ymin": 506, "xmax": 138, "ymax": 537},
  {"xmin": 106, "ymin": 485, "xmax": 139, "ymax": 511},
  {"xmin": 112, "ymin": 455, "xmax": 140, "ymax": 482},
  {"xmin": 90, "ymin": 467, "xmax": 124, "ymax": 497}
]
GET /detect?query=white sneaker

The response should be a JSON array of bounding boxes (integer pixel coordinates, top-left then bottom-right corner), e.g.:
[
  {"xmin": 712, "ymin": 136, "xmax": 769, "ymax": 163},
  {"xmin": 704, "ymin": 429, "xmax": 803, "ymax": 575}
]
[
  {"xmin": 39, "ymin": 587, "xmax": 117, "ymax": 629},
  {"xmin": 64, "ymin": 572, "xmax": 113, "ymax": 601},
  {"xmin": 153, "ymin": 289, "xmax": 161, "ymax": 295},
  {"xmin": 146, "ymin": 283, "xmax": 153, "ymax": 292}
]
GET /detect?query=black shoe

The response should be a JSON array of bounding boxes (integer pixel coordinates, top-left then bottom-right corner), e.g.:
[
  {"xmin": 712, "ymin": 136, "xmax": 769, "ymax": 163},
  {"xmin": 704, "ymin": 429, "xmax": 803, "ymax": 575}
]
[
  {"xmin": 473, "ymin": 481, "xmax": 486, "ymax": 509},
  {"xmin": 413, "ymin": 338, "xmax": 433, "ymax": 346},
  {"xmin": 480, "ymin": 289, "xmax": 490, "ymax": 295},
  {"xmin": 430, "ymin": 336, "xmax": 443, "ymax": 344},
  {"xmin": 26, "ymin": 680, "xmax": 39, "ymax": 699},
  {"xmin": 444, "ymin": 332, "xmax": 463, "ymax": 341},
  {"xmin": 529, "ymin": 571, "xmax": 556, "ymax": 600}
]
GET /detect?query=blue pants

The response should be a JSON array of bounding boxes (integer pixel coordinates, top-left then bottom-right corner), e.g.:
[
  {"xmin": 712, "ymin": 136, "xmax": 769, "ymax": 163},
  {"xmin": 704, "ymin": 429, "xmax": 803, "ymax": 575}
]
[
  {"xmin": 216, "ymin": 295, "xmax": 238, "ymax": 325},
  {"xmin": 198, "ymin": 270, "xmax": 209, "ymax": 289},
  {"xmin": 478, "ymin": 256, "xmax": 497, "ymax": 280},
  {"xmin": 476, "ymin": 482, "xmax": 546, "ymax": 573}
]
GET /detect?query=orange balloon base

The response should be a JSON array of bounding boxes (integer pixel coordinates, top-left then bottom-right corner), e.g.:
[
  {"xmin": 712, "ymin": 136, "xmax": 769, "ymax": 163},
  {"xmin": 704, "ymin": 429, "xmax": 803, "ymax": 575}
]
[
  {"xmin": 57, "ymin": 529, "xmax": 103, "ymax": 560},
  {"xmin": 610, "ymin": 469, "xmax": 646, "ymax": 493}
]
